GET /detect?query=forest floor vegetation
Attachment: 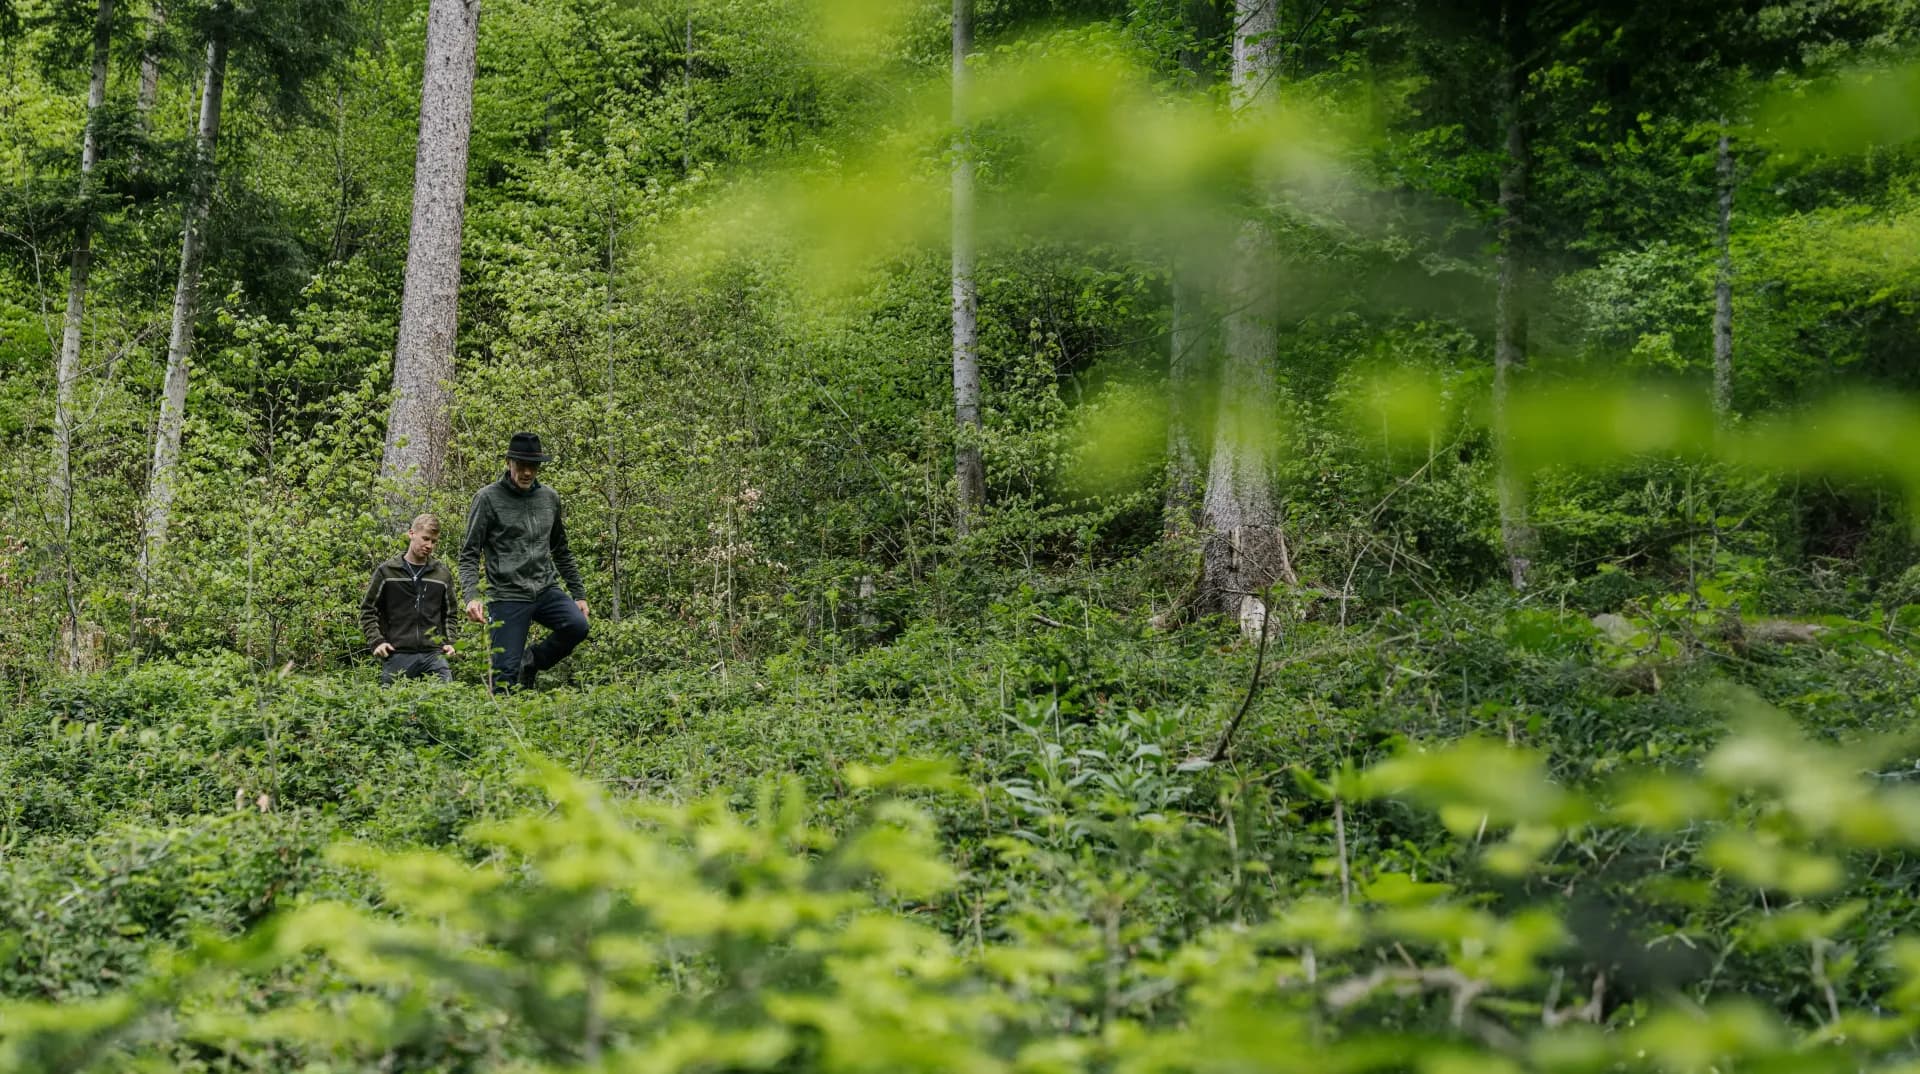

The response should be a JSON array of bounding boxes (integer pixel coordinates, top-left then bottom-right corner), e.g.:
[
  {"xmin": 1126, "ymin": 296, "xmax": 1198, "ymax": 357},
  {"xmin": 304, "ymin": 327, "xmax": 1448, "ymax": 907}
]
[{"xmin": 9, "ymin": 558, "xmax": 1920, "ymax": 1070}]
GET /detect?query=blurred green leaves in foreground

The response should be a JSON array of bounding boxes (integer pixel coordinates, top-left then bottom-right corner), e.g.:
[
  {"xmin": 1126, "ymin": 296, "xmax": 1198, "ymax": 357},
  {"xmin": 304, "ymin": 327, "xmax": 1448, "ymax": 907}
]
[
  {"xmin": 15, "ymin": 695, "xmax": 1920, "ymax": 1071},
  {"xmin": 665, "ymin": 4, "xmax": 1920, "ymax": 301},
  {"xmin": 1062, "ymin": 370, "xmax": 1920, "ymax": 516}
]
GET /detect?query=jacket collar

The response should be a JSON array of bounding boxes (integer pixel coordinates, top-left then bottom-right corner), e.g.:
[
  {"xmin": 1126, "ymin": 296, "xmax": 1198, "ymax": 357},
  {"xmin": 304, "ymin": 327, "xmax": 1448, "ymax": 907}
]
[
  {"xmin": 497, "ymin": 469, "xmax": 541, "ymax": 497},
  {"xmin": 387, "ymin": 554, "xmax": 440, "ymax": 573}
]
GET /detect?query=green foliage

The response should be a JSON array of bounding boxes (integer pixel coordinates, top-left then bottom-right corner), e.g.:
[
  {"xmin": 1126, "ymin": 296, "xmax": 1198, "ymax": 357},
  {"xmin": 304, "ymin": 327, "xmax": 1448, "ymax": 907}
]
[
  {"xmin": 8, "ymin": 2, "xmax": 1920, "ymax": 1070},
  {"xmin": 11, "ymin": 610, "xmax": 1920, "ymax": 1072},
  {"xmin": 0, "ymin": 577, "xmax": 1918, "ymax": 1064},
  {"xmin": 0, "ymin": 810, "xmax": 329, "ymax": 1000}
]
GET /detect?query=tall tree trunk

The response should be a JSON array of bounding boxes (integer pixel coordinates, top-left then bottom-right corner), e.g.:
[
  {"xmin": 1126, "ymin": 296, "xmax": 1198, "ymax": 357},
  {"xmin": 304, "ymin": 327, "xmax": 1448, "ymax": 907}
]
[
  {"xmin": 1163, "ymin": 17, "xmax": 1213, "ymax": 539},
  {"xmin": 951, "ymin": 0, "xmax": 986, "ymax": 537},
  {"xmin": 1201, "ymin": 0, "xmax": 1285, "ymax": 632},
  {"xmin": 139, "ymin": 29, "xmax": 226, "ymax": 574},
  {"xmin": 1164, "ymin": 260, "xmax": 1204, "ymax": 536},
  {"xmin": 52, "ymin": 0, "xmax": 114, "ymax": 671},
  {"xmin": 683, "ymin": 2, "xmax": 693, "ymax": 174},
  {"xmin": 131, "ymin": 4, "xmax": 165, "ymax": 177},
  {"xmin": 1712, "ymin": 124, "xmax": 1734, "ymax": 422},
  {"xmin": 137, "ymin": 3, "xmax": 164, "ymax": 121},
  {"xmin": 1493, "ymin": 1, "xmax": 1536, "ymax": 591},
  {"xmin": 380, "ymin": 0, "xmax": 481, "ymax": 507},
  {"xmin": 604, "ymin": 203, "xmax": 624, "ymax": 623}
]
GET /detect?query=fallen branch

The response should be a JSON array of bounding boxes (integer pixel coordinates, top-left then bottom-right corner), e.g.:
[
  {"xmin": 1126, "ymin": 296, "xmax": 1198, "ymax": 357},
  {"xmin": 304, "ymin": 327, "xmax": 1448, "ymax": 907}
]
[
  {"xmin": 1197, "ymin": 631, "xmax": 1408, "ymax": 765},
  {"xmin": 1325, "ymin": 965, "xmax": 1487, "ymax": 1028},
  {"xmin": 1209, "ymin": 584, "xmax": 1277, "ymax": 763}
]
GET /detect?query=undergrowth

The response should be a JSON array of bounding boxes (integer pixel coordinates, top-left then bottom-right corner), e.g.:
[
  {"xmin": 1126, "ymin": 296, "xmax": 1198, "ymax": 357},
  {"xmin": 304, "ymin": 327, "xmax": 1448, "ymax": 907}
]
[{"xmin": 7, "ymin": 565, "xmax": 1920, "ymax": 1070}]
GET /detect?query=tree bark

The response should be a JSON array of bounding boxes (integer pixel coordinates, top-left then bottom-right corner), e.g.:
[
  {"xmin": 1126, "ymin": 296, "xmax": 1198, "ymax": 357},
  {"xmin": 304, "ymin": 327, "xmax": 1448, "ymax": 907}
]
[
  {"xmin": 380, "ymin": 0, "xmax": 481, "ymax": 508},
  {"xmin": 683, "ymin": 3, "xmax": 693, "ymax": 174},
  {"xmin": 1493, "ymin": 0, "xmax": 1537, "ymax": 591},
  {"xmin": 53, "ymin": 0, "xmax": 114, "ymax": 670},
  {"xmin": 1712, "ymin": 124, "xmax": 1734, "ymax": 422},
  {"xmin": 1200, "ymin": 0, "xmax": 1284, "ymax": 631},
  {"xmin": 137, "ymin": 3, "xmax": 164, "ymax": 121},
  {"xmin": 139, "ymin": 29, "xmax": 226, "ymax": 573},
  {"xmin": 1164, "ymin": 260, "xmax": 1204, "ymax": 536},
  {"xmin": 604, "ymin": 204, "xmax": 624, "ymax": 623},
  {"xmin": 951, "ymin": 0, "xmax": 986, "ymax": 536},
  {"xmin": 1163, "ymin": 21, "xmax": 1212, "ymax": 539}
]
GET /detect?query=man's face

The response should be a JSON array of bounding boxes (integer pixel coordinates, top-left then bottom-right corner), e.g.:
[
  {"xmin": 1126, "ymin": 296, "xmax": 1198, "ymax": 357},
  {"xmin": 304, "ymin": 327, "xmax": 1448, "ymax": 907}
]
[
  {"xmin": 407, "ymin": 527, "xmax": 440, "ymax": 561},
  {"xmin": 507, "ymin": 458, "xmax": 541, "ymax": 489}
]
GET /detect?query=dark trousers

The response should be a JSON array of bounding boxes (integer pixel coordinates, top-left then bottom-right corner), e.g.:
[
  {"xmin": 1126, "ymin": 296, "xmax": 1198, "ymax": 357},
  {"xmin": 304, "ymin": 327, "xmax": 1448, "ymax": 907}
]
[
  {"xmin": 382, "ymin": 651, "xmax": 452, "ymax": 685},
  {"xmin": 489, "ymin": 586, "xmax": 589, "ymax": 688}
]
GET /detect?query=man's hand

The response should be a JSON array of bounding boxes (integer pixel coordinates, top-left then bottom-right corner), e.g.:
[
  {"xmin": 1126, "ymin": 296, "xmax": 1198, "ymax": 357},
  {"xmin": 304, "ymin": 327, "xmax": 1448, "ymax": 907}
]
[
  {"xmin": 576, "ymin": 600, "xmax": 590, "ymax": 621},
  {"xmin": 372, "ymin": 642, "xmax": 394, "ymax": 659},
  {"xmin": 441, "ymin": 644, "xmax": 455, "ymax": 656},
  {"xmin": 466, "ymin": 599, "xmax": 486, "ymax": 623}
]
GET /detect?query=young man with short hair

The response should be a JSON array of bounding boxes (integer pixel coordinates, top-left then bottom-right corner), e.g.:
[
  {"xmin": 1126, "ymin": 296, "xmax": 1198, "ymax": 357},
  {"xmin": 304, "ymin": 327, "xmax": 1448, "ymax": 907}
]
[
  {"xmin": 459, "ymin": 432, "xmax": 590, "ymax": 690},
  {"xmin": 359, "ymin": 513, "xmax": 458, "ymax": 683}
]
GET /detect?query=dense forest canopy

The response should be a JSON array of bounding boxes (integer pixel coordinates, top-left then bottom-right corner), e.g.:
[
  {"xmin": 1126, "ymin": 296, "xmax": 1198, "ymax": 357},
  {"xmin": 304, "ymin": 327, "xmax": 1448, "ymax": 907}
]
[{"xmin": 6, "ymin": 0, "xmax": 1920, "ymax": 1070}]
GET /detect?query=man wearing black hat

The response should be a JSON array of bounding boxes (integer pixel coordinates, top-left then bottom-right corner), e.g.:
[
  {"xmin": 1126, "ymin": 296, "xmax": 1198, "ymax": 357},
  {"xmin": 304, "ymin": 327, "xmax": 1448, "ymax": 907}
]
[{"xmin": 459, "ymin": 432, "xmax": 590, "ymax": 690}]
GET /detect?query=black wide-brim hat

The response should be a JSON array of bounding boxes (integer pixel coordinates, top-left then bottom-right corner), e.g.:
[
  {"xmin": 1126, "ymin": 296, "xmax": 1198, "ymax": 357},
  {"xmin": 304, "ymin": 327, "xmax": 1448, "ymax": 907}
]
[{"xmin": 505, "ymin": 431, "xmax": 551, "ymax": 463}]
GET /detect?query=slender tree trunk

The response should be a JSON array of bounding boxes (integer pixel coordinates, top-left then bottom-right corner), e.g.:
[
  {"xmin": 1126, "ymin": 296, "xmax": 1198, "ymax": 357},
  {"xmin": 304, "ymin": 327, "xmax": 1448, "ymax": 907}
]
[
  {"xmin": 683, "ymin": 3, "xmax": 693, "ymax": 174},
  {"xmin": 139, "ymin": 30, "xmax": 227, "ymax": 573},
  {"xmin": 380, "ymin": 0, "xmax": 481, "ymax": 507},
  {"xmin": 52, "ymin": 0, "xmax": 114, "ymax": 671},
  {"xmin": 330, "ymin": 85, "xmax": 352, "ymax": 262},
  {"xmin": 137, "ymin": 3, "xmax": 164, "ymax": 121},
  {"xmin": 1163, "ymin": 24, "xmax": 1212, "ymax": 538},
  {"xmin": 604, "ymin": 204, "xmax": 624, "ymax": 623},
  {"xmin": 1712, "ymin": 124, "xmax": 1734, "ymax": 422},
  {"xmin": 1493, "ymin": 2, "xmax": 1536, "ymax": 591},
  {"xmin": 1164, "ymin": 261, "xmax": 1204, "ymax": 535},
  {"xmin": 131, "ymin": 4, "xmax": 164, "ymax": 178},
  {"xmin": 1201, "ymin": 0, "xmax": 1285, "ymax": 632},
  {"xmin": 951, "ymin": 0, "xmax": 985, "ymax": 536}
]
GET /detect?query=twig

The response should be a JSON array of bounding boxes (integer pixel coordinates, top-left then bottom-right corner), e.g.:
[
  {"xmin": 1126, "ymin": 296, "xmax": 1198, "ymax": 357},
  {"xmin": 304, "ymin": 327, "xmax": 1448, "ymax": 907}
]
[
  {"xmin": 1200, "ymin": 631, "xmax": 1405, "ymax": 764},
  {"xmin": 1209, "ymin": 584, "xmax": 1277, "ymax": 763},
  {"xmin": 1274, "ymin": 523, "xmax": 1300, "ymax": 587},
  {"xmin": 1338, "ymin": 536, "xmax": 1362, "ymax": 627},
  {"xmin": 1814, "ymin": 940, "xmax": 1841, "ymax": 1025},
  {"xmin": 1543, "ymin": 971, "xmax": 1606, "ymax": 1027},
  {"xmin": 1333, "ymin": 795, "xmax": 1351, "ymax": 906},
  {"xmin": 1325, "ymin": 965, "xmax": 1486, "ymax": 1028}
]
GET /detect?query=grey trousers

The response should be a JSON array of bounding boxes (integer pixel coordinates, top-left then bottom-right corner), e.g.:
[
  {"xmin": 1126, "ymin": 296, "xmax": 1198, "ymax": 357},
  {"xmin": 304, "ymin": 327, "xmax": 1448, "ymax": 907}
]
[{"xmin": 381, "ymin": 651, "xmax": 452, "ymax": 685}]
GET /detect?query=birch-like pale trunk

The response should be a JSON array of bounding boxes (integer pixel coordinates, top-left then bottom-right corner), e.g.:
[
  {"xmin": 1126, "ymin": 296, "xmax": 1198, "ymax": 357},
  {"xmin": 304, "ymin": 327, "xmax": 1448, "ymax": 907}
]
[
  {"xmin": 1164, "ymin": 261, "xmax": 1204, "ymax": 536},
  {"xmin": 52, "ymin": 0, "xmax": 114, "ymax": 669},
  {"xmin": 683, "ymin": 3, "xmax": 693, "ymax": 174},
  {"xmin": 604, "ymin": 204, "xmax": 625, "ymax": 623},
  {"xmin": 1200, "ymin": 0, "xmax": 1284, "ymax": 632},
  {"xmin": 1713, "ymin": 125, "xmax": 1734, "ymax": 422},
  {"xmin": 139, "ymin": 30, "xmax": 227, "ymax": 573},
  {"xmin": 137, "ymin": 3, "xmax": 165, "ymax": 121},
  {"xmin": 56, "ymin": 0, "xmax": 115, "ymax": 508},
  {"xmin": 380, "ymin": 0, "xmax": 481, "ymax": 505},
  {"xmin": 951, "ymin": 0, "xmax": 986, "ymax": 537},
  {"xmin": 1163, "ymin": 31, "xmax": 1210, "ymax": 538},
  {"xmin": 1493, "ymin": 2, "xmax": 1537, "ymax": 591}
]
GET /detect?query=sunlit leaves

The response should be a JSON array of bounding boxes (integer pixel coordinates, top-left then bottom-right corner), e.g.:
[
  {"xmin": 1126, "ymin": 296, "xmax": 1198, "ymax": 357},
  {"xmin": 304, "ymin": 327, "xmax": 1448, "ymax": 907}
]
[
  {"xmin": 1758, "ymin": 60, "xmax": 1920, "ymax": 156},
  {"xmin": 669, "ymin": 21, "xmax": 1361, "ymax": 295},
  {"xmin": 1356, "ymin": 737, "xmax": 1580, "ymax": 831},
  {"xmin": 1063, "ymin": 378, "xmax": 1167, "ymax": 496}
]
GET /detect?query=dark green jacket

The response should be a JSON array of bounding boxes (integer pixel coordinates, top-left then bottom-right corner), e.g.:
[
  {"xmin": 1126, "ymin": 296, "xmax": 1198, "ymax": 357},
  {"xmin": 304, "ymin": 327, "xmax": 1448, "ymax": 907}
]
[
  {"xmin": 358, "ymin": 556, "xmax": 457, "ymax": 653},
  {"xmin": 458, "ymin": 472, "xmax": 587, "ymax": 604}
]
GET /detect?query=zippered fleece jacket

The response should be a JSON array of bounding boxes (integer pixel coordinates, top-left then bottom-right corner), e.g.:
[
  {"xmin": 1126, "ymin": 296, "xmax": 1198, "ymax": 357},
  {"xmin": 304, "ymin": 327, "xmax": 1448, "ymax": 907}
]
[
  {"xmin": 458, "ymin": 472, "xmax": 587, "ymax": 605},
  {"xmin": 358, "ymin": 557, "xmax": 457, "ymax": 653}
]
